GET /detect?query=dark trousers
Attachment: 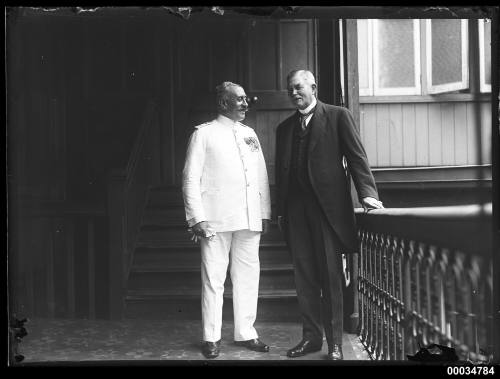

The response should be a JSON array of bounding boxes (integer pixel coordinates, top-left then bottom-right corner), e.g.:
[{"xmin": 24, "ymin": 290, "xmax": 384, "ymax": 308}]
[{"xmin": 285, "ymin": 192, "xmax": 344, "ymax": 346}]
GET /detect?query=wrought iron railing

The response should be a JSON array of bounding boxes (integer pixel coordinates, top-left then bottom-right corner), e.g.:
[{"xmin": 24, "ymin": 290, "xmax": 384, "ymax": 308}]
[{"xmin": 355, "ymin": 204, "xmax": 494, "ymax": 363}]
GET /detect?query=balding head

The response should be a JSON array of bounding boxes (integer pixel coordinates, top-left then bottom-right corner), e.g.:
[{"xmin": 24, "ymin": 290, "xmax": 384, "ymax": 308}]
[
  {"xmin": 215, "ymin": 81, "xmax": 249, "ymax": 121},
  {"xmin": 216, "ymin": 82, "xmax": 243, "ymax": 112},
  {"xmin": 286, "ymin": 70, "xmax": 317, "ymax": 110},
  {"xmin": 286, "ymin": 70, "xmax": 317, "ymax": 87}
]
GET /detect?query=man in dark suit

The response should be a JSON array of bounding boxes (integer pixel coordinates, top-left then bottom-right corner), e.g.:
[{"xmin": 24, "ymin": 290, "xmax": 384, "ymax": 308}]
[{"xmin": 275, "ymin": 69, "xmax": 383, "ymax": 360}]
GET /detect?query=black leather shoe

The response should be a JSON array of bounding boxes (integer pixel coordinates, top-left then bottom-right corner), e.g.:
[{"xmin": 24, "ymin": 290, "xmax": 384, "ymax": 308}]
[
  {"xmin": 201, "ymin": 340, "xmax": 220, "ymax": 359},
  {"xmin": 327, "ymin": 344, "xmax": 343, "ymax": 360},
  {"xmin": 234, "ymin": 338, "xmax": 270, "ymax": 352},
  {"xmin": 287, "ymin": 339, "xmax": 323, "ymax": 358}
]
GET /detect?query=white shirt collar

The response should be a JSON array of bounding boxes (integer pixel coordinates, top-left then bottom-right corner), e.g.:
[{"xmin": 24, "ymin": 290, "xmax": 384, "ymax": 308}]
[
  {"xmin": 298, "ymin": 97, "xmax": 317, "ymax": 115},
  {"xmin": 216, "ymin": 114, "xmax": 239, "ymax": 127}
]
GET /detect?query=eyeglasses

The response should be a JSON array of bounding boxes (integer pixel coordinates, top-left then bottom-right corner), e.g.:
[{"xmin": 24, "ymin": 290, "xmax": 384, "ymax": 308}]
[{"xmin": 235, "ymin": 96, "xmax": 250, "ymax": 103}]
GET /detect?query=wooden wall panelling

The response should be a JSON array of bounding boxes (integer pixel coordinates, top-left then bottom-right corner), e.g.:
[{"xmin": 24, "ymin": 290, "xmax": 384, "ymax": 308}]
[
  {"xmin": 389, "ymin": 103, "xmax": 404, "ymax": 166},
  {"xmin": 158, "ymin": 20, "xmax": 176, "ymax": 185},
  {"xmin": 415, "ymin": 103, "xmax": 430, "ymax": 166},
  {"xmin": 427, "ymin": 103, "xmax": 443, "ymax": 166},
  {"xmin": 480, "ymin": 101, "xmax": 492, "ymax": 165},
  {"xmin": 94, "ymin": 215, "xmax": 109, "ymax": 319},
  {"xmin": 454, "ymin": 103, "xmax": 468, "ymax": 165},
  {"xmin": 209, "ymin": 20, "xmax": 243, "ymax": 88},
  {"xmin": 49, "ymin": 97, "xmax": 67, "ymax": 201},
  {"xmin": 402, "ymin": 104, "xmax": 417, "ymax": 166},
  {"xmin": 172, "ymin": 20, "xmax": 211, "ymax": 184},
  {"xmin": 53, "ymin": 216, "xmax": 67, "ymax": 317},
  {"xmin": 13, "ymin": 210, "xmax": 108, "ymax": 319},
  {"xmin": 254, "ymin": 110, "xmax": 294, "ymax": 184},
  {"xmin": 280, "ymin": 20, "xmax": 315, "ymax": 90},
  {"xmin": 74, "ymin": 215, "xmax": 89, "ymax": 318},
  {"xmin": 87, "ymin": 17, "xmax": 123, "ymax": 94},
  {"xmin": 467, "ymin": 102, "xmax": 480, "ymax": 165},
  {"xmin": 123, "ymin": 17, "xmax": 155, "ymax": 94},
  {"xmin": 361, "ymin": 104, "xmax": 378, "ymax": 166},
  {"xmin": 248, "ymin": 20, "xmax": 278, "ymax": 92},
  {"xmin": 441, "ymin": 103, "xmax": 456, "ymax": 165},
  {"xmin": 33, "ymin": 217, "xmax": 48, "ymax": 316},
  {"xmin": 87, "ymin": 217, "xmax": 96, "ymax": 319},
  {"xmin": 66, "ymin": 219, "xmax": 76, "ymax": 318},
  {"xmin": 360, "ymin": 100, "xmax": 491, "ymax": 169},
  {"xmin": 376, "ymin": 104, "xmax": 391, "ymax": 167}
]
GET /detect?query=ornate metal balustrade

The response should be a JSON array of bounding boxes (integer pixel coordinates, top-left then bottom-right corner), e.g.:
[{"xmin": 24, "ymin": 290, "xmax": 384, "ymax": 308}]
[{"xmin": 355, "ymin": 204, "xmax": 494, "ymax": 362}]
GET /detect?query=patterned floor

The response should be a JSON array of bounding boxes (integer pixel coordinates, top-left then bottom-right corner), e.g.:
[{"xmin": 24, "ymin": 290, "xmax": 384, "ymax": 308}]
[{"xmin": 15, "ymin": 318, "xmax": 371, "ymax": 364}]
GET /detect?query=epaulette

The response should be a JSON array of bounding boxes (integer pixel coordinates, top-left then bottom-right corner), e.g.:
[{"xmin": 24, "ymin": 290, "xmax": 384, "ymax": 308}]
[{"xmin": 194, "ymin": 121, "xmax": 213, "ymax": 130}]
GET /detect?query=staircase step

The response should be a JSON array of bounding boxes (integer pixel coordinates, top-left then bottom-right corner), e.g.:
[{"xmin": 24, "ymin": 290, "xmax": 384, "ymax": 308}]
[
  {"xmin": 127, "ymin": 267, "xmax": 295, "ymax": 291},
  {"xmin": 126, "ymin": 185, "xmax": 295, "ymax": 321},
  {"xmin": 132, "ymin": 249, "xmax": 292, "ymax": 271},
  {"xmin": 131, "ymin": 261, "xmax": 293, "ymax": 272},
  {"xmin": 126, "ymin": 288, "xmax": 297, "ymax": 300},
  {"xmin": 146, "ymin": 194, "xmax": 183, "ymax": 207},
  {"xmin": 133, "ymin": 241, "xmax": 291, "ymax": 266},
  {"xmin": 141, "ymin": 217, "xmax": 186, "ymax": 228},
  {"xmin": 124, "ymin": 289, "xmax": 300, "ymax": 321},
  {"xmin": 135, "ymin": 239, "xmax": 286, "ymax": 249},
  {"xmin": 132, "ymin": 244, "xmax": 290, "ymax": 269},
  {"xmin": 137, "ymin": 226, "xmax": 285, "ymax": 242},
  {"xmin": 138, "ymin": 227, "xmax": 191, "ymax": 241},
  {"xmin": 143, "ymin": 206, "xmax": 186, "ymax": 221}
]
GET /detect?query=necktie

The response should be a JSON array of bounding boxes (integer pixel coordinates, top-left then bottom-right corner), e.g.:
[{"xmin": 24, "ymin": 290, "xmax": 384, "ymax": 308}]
[{"xmin": 299, "ymin": 107, "xmax": 315, "ymax": 130}]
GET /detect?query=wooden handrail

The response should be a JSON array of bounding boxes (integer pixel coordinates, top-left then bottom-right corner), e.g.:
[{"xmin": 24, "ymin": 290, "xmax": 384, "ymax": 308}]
[
  {"xmin": 125, "ymin": 101, "xmax": 157, "ymax": 179},
  {"xmin": 107, "ymin": 99, "xmax": 160, "ymax": 319},
  {"xmin": 355, "ymin": 203, "xmax": 492, "ymax": 219},
  {"xmin": 355, "ymin": 203, "xmax": 492, "ymax": 257}
]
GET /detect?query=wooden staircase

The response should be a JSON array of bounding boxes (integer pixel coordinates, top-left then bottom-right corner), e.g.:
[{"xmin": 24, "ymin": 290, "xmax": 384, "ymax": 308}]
[{"xmin": 124, "ymin": 186, "xmax": 300, "ymax": 321}]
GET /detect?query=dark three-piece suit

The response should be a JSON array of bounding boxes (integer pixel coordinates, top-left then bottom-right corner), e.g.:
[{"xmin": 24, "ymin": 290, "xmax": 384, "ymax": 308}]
[{"xmin": 275, "ymin": 100, "xmax": 379, "ymax": 346}]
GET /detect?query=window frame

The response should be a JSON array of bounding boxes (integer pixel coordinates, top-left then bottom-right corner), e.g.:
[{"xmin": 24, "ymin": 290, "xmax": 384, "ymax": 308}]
[
  {"xmin": 357, "ymin": 19, "xmax": 373, "ymax": 96},
  {"xmin": 358, "ymin": 18, "xmax": 478, "ymax": 99},
  {"xmin": 425, "ymin": 19, "xmax": 469, "ymax": 94},
  {"xmin": 478, "ymin": 18, "xmax": 492, "ymax": 93},
  {"xmin": 372, "ymin": 19, "xmax": 421, "ymax": 96}
]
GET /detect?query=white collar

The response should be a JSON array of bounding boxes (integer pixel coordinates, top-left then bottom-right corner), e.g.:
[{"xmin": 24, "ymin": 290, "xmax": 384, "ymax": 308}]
[
  {"xmin": 216, "ymin": 114, "xmax": 240, "ymax": 127},
  {"xmin": 298, "ymin": 97, "xmax": 317, "ymax": 115}
]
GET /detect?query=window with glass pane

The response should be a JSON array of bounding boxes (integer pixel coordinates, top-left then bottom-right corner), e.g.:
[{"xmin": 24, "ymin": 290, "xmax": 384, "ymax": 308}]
[
  {"xmin": 373, "ymin": 19, "xmax": 420, "ymax": 95},
  {"xmin": 479, "ymin": 19, "xmax": 491, "ymax": 92},
  {"xmin": 426, "ymin": 19, "xmax": 468, "ymax": 94}
]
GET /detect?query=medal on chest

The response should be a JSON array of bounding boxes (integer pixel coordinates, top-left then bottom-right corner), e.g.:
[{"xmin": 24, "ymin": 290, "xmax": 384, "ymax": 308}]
[{"xmin": 244, "ymin": 136, "xmax": 260, "ymax": 152}]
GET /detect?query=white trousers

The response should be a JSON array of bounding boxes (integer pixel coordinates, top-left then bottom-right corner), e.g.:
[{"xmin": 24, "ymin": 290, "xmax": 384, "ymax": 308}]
[{"xmin": 200, "ymin": 229, "xmax": 261, "ymax": 342}]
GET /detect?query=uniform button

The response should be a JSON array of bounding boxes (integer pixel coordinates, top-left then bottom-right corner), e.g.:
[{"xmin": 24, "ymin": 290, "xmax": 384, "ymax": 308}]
[{"xmin": 247, "ymin": 183, "xmax": 250, "ymax": 187}]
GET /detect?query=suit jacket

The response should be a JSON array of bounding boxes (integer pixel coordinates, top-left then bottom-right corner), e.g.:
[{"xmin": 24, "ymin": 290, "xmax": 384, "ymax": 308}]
[
  {"xmin": 183, "ymin": 115, "xmax": 271, "ymax": 232},
  {"xmin": 275, "ymin": 100, "xmax": 378, "ymax": 252}
]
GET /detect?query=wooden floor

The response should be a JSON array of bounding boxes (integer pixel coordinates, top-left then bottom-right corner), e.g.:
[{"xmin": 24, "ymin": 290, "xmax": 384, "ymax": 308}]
[{"xmin": 16, "ymin": 318, "xmax": 371, "ymax": 364}]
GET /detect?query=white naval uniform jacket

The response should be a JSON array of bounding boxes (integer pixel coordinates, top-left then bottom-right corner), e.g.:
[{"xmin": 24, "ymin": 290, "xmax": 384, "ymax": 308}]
[{"xmin": 182, "ymin": 114, "xmax": 271, "ymax": 232}]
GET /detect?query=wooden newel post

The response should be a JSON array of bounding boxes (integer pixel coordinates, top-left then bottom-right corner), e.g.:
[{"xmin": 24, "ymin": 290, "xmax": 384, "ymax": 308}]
[{"xmin": 107, "ymin": 169, "xmax": 127, "ymax": 320}]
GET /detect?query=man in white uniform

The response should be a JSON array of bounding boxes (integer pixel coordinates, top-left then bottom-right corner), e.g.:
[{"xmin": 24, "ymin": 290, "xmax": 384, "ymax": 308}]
[{"xmin": 182, "ymin": 81, "xmax": 272, "ymax": 359}]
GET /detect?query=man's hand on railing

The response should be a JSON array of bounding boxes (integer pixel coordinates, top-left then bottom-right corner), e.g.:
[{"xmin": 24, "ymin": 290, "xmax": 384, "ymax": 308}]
[{"xmin": 362, "ymin": 197, "xmax": 384, "ymax": 212}]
